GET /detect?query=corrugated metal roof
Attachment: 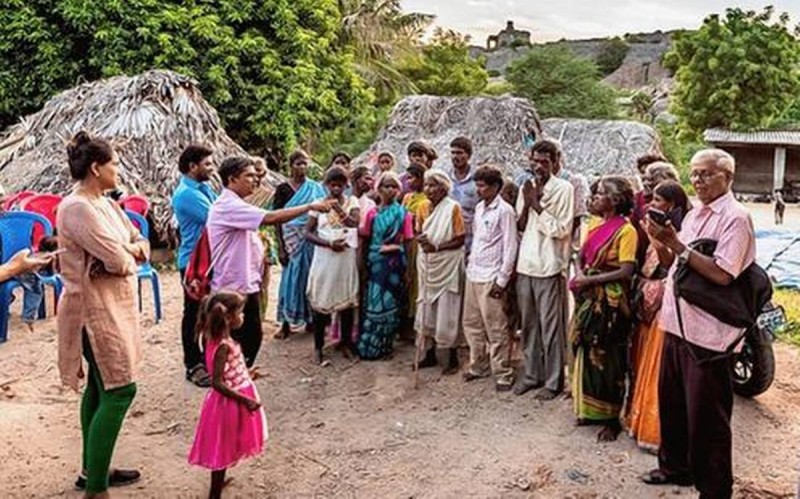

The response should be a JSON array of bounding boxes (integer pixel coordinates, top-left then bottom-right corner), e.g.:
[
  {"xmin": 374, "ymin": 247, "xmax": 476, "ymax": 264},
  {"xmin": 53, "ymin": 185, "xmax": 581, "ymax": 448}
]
[{"xmin": 704, "ymin": 128, "xmax": 800, "ymax": 146}]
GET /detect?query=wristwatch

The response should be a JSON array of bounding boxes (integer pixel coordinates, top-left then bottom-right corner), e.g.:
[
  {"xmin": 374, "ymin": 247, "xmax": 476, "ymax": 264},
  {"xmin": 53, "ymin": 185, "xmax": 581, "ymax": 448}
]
[{"xmin": 677, "ymin": 245, "xmax": 692, "ymax": 265}]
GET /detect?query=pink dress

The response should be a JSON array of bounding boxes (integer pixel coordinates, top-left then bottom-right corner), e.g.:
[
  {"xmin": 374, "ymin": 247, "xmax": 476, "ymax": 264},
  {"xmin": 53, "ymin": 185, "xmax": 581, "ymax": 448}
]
[{"xmin": 188, "ymin": 338, "xmax": 268, "ymax": 470}]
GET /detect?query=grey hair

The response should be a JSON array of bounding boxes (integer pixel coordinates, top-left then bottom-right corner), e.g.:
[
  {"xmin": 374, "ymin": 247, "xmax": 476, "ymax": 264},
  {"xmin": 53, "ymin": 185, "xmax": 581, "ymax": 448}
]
[
  {"xmin": 599, "ymin": 175, "xmax": 635, "ymax": 215},
  {"xmin": 424, "ymin": 169, "xmax": 452, "ymax": 194},
  {"xmin": 645, "ymin": 161, "xmax": 680, "ymax": 182},
  {"xmin": 376, "ymin": 171, "xmax": 402, "ymax": 189},
  {"xmin": 691, "ymin": 148, "xmax": 735, "ymax": 174}
]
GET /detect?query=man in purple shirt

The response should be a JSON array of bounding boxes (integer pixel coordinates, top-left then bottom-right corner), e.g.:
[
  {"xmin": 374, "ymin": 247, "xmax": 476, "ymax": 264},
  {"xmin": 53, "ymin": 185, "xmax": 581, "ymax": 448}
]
[
  {"xmin": 206, "ymin": 157, "xmax": 332, "ymax": 367},
  {"xmin": 642, "ymin": 149, "xmax": 755, "ymax": 499}
]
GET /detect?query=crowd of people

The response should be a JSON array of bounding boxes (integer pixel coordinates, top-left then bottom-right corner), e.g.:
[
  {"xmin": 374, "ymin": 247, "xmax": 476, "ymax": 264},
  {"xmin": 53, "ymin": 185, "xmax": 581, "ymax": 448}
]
[{"xmin": 24, "ymin": 129, "xmax": 756, "ymax": 498}]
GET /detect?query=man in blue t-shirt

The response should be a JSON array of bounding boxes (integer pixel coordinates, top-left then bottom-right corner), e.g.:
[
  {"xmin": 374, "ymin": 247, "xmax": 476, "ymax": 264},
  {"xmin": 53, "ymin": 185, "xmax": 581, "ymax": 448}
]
[{"xmin": 171, "ymin": 145, "xmax": 216, "ymax": 387}]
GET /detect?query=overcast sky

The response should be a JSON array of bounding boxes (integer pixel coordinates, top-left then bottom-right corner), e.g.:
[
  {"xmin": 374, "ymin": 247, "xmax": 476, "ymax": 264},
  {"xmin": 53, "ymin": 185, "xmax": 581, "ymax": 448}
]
[{"xmin": 402, "ymin": 1, "xmax": 800, "ymax": 44}]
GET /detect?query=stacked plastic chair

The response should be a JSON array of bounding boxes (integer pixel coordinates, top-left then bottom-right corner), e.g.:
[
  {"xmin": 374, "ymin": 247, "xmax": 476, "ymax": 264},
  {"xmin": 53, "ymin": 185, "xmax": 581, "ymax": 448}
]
[
  {"xmin": 2, "ymin": 190, "xmax": 37, "ymax": 211},
  {"xmin": 124, "ymin": 210, "xmax": 162, "ymax": 323},
  {"xmin": 0, "ymin": 212, "xmax": 64, "ymax": 342},
  {"xmin": 19, "ymin": 193, "xmax": 63, "ymax": 247}
]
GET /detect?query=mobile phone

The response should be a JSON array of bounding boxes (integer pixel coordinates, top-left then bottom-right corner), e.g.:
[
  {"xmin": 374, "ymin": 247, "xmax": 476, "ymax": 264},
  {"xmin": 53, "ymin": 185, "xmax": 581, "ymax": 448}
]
[
  {"xmin": 38, "ymin": 248, "xmax": 68, "ymax": 258},
  {"xmin": 647, "ymin": 208, "xmax": 670, "ymax": 226}
]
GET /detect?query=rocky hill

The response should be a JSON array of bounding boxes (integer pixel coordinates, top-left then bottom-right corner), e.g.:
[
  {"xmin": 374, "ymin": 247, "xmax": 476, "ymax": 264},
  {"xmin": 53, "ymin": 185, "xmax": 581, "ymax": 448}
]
[{"xmin": 470, "ymin": 26, "xmax": 678, "ymax": 91}]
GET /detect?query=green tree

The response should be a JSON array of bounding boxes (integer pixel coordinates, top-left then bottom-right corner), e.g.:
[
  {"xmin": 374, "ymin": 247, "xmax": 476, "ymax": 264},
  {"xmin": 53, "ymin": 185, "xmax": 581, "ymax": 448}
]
[
  {"xmin": 505, "ymin": 45, "xmax": 619, "ymax": 119},
  {"xmin": 596, "ymin": 37, "xmax": 629, "ymax": 76},
  {"xmin": 338, "ymin": 0, "xmax": 433, "ymax": 104},
  {"xmin": 0, "ymin": 0, "xmax": 373, "ymax": 158},
  {"xmin": 664, "ymin": 7, "xmax": 800, "ymax": 139},
  {"xmin": 397, "ymin": 29, "xmax": 489, "ymax": 96}
]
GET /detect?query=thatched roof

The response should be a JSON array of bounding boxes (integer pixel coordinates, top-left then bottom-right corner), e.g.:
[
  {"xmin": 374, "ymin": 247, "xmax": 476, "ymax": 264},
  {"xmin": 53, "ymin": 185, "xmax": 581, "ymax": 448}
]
[
  {"xmin": 353, "ymin": 95, "xmax": 542, "ymax": 178},
  {"xmin": 0, "ymin": 70, "xmax": 282, "ymax": 241},
  {"xmin": 542, "ymin": 118, "xmax": 661, "ymax": 178}
]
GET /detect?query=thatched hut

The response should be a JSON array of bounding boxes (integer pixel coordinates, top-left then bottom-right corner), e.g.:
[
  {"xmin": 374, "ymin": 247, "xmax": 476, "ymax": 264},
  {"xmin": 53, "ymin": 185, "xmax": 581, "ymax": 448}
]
[
  {"xmin": 353, "ymin": 95, "xmax": 542, "ymax": 179},
  {"xmin": 542, "ymin": 118, "xmax": 661, "ymax": 179},
  {"xmin": 0, "ymin": 70, "xmax": 282, "ymax": 242}
]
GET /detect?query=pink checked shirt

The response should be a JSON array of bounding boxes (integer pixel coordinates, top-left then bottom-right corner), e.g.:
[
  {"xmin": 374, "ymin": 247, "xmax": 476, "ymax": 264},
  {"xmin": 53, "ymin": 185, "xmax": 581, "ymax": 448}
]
[
  {"xmin": 660, "ymin": 191, "xmax": 756, "ymax": 352},
  {"xmin": 466, "ymin": 195, "xmax": 519, "ymax": 288}
]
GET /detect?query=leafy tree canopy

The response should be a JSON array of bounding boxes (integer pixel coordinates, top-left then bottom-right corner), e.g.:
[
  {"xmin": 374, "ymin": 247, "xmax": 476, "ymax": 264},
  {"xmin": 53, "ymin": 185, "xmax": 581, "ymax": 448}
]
[
  {"xmin": 505, "ymin": 45, "xmax": 619, "ymax": 119},
  {"xmin": 664, "ymin": 7, "xmax": 800, "ymax": 139},
  {"xmin": 0, "ymin": 0, "xmax": 374, "ymax": 158},
  {"xmin": 397, "ymin": 28, "xmax": 489, "ymax": 97},
  {"xmin": 596, "ymin": 37, "xmax": 630, "ymax": 76}
]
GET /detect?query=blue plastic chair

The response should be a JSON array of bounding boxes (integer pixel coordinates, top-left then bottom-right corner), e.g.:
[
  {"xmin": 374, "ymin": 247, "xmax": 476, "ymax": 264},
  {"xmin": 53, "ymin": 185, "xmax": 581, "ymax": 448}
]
[
  {"xmin": 125, "ymin": 210, "xmax": 162, "ymax": 323},
  {"xmin": 0, "ymin": 212, "xmax": 64, "ymax": 343}
]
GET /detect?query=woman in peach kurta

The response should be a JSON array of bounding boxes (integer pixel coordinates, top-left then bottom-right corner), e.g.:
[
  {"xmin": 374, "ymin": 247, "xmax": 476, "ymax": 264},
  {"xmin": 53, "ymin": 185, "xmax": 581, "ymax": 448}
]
[{"xmin": 57, "ymin": 132, "xmax": 149, "ymax": 497}]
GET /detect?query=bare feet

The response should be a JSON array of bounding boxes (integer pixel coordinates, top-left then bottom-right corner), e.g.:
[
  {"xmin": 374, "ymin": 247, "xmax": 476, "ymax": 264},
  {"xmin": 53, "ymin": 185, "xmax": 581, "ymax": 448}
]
[
  {"xmin": 534, "ymin": 389, "xmax": 561, "ymax": 401},
  {"xmin": 597, "ymin": 422, "xmax": 621, "ymax": 442}
]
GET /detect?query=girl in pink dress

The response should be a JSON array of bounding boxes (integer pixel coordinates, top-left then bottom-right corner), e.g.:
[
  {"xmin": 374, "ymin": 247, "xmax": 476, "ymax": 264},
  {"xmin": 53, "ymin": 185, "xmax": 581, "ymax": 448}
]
[{"xmin": 188, "ymin": 291, "xmax": 268, "ymax": 498}]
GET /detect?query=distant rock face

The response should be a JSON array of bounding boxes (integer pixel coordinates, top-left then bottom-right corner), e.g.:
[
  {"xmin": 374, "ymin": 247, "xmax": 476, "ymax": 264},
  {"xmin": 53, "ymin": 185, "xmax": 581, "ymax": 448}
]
[
  {"xmin": 542, "ymin": 118, "xmax": 662, "ymax": 179},
  {"xmin": 472, "ymin": 30, "xmax": 675, "ymax": 90}
]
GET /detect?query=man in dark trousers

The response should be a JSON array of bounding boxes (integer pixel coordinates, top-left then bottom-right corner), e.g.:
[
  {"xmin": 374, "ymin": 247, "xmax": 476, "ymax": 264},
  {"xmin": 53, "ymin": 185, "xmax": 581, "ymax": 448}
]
[
  {"xmin": 171, "ymin": 145, "xmax": 216, "ymax": 387},
  {"xmin": 643, "ymin": 149, "xmax": 755, "ymax": 499}
]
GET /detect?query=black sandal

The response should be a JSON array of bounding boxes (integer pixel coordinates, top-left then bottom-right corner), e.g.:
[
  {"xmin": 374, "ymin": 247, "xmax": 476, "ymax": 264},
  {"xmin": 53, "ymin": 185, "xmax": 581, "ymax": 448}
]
[
  {"xmin": 186, "ymin": 365, "xmax": 211, "ymax": 388},
  {"xmin": 640, "ymin": 469, "xmax": 693, "ymax": 486},
  {"xmin": 75, "ymin": 468, "xmax": 141, "ymax": 490}
]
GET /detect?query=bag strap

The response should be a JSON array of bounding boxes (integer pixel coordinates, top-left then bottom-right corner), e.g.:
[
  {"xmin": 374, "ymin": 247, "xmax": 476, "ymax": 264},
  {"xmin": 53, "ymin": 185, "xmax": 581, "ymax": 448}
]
[
  {"xmin": 674, "ymin": 280, "xmax": 748, "ymax": 365},
  {"xmin": 183, "ymin": 229, "xmax": 234, "ymax": 285}
]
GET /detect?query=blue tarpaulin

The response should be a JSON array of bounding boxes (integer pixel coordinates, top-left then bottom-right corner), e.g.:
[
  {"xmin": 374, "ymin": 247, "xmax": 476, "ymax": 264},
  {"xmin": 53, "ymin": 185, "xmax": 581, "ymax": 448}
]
[{"xmin": 756, "ymin": 229, "xmax": 800, "ymax": 289}]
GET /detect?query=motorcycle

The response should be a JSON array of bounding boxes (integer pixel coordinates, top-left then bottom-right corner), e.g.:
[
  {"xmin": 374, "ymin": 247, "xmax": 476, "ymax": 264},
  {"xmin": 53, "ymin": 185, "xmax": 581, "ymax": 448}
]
[{"xmin": 731, "ymin": 304, "xmax": 785, "ymax": 398}]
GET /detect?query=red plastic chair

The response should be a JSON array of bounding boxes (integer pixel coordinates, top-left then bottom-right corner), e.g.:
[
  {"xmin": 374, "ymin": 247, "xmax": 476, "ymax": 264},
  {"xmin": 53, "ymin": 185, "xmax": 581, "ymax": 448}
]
[
  {"xmin": 2, "ymin": 190, "xmax": 37, "ymax": 211},
  {"xmin": 19, "ymin": 193, "xmax": 62, "ymax": 246},
  {"xmin": 121, "ymin": 194, "xmax": 150, "ymax": 217}
]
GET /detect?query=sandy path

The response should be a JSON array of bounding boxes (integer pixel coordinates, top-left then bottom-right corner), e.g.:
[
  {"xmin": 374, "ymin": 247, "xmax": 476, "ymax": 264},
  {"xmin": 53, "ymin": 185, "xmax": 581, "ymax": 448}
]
[{"xmin": 1, "ymin": 265, "xmax": 798, "ymax": 498}]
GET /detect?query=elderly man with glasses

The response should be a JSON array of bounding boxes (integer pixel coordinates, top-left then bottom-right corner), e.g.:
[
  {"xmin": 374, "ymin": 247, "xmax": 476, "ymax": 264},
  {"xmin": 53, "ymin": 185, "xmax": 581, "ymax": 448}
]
[{"xmin": 641, "ymin": 149, "xmax": 755, "ymax": 499}]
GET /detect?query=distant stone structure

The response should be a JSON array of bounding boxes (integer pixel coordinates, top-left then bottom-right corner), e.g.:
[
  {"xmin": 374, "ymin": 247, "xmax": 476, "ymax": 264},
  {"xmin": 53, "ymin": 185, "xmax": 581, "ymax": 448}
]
[
  {"xmin": 472, "ymin": 24, "xmax": 676, "ymax": 91},
  {"xmin": 486, "ymin": 21, "xmax": 531, "ymax": 51}
]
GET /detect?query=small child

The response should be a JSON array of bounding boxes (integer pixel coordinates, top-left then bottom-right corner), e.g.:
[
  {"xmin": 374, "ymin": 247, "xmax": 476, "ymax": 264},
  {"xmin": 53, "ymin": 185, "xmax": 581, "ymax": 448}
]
[
  {"xmin": 188, "ymin": 291, "xmax": 268, "ymax": 499},
  {"xmin": 16, "ymin": 235, "xmax": 58, "ymax": 331},
  {"xmin": 500, "ymin": 180, "xmax": 521, "ymax": 341}
]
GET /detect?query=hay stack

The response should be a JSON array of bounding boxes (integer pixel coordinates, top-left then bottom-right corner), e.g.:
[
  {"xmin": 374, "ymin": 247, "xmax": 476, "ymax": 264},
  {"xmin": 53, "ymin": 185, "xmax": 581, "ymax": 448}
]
[
  {"xmin": 353, "ymin": 95, "xmax": 542, "ymax": 179},
  {"xmin": 542, "ymin": 118, "xmax": 661, "ymax": 179},
  {"xmin": 0, "ymin": 70, "xmax": 282, "ymax": 241}
]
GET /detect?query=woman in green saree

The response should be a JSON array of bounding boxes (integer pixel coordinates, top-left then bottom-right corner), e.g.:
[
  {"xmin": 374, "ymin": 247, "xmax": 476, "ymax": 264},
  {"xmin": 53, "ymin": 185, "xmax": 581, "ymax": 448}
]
[{"xmin": 569, "ymin": 176, "xmax": 638, "ymax": 442}]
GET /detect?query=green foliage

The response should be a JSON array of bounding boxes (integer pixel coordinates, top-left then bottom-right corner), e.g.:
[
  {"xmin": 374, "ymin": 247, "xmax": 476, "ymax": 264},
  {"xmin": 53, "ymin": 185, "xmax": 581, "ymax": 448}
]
[
  {"xmin": 596, "ymin": 37, "xmax": 629, "ymax": 76},
  {"xmin": 630, "ymin": 91, "xmax": 655, "ymax": 123},
  {"xmin": 338, "ymin": 0, "xmax": 433, "ymax": 105},
  {"xmin": 309, "ymin": 105, "xmax": 391, "ymax": 166},
  {"xmin": 768, "ymin": 97, "xmax": 800, "ymax": 129},
  {"xmin": 655, "ymin": 121, "xmax": 702, "ymax": 192},
  {"xmin": 483, "ymin": 80, "xmax": 514, "ymax": 96},
  {"xmin": 664, "ymin": 7, "xmax": 800, "ymax": 140},
  {"xmin": 505, "ymin": 45, "xmax": 619, "ymax": 119},
  {"xmin": 0, "ymin": 0, "xmax": 374, "ymax": 158},
  {"xmin": 397, "ymin": 28, "xmax": 488, "ymax": 97}
]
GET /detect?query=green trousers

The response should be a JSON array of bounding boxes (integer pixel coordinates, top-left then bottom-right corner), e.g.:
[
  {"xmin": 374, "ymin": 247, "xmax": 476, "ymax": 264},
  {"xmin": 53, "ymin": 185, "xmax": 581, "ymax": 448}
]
[{"xmin": 81, "ymin": 331, "xmax": 137, "ymax": 494}]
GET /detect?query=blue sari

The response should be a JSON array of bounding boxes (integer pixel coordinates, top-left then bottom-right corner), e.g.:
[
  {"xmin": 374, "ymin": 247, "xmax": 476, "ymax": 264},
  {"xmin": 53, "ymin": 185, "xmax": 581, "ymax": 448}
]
[
  {"xmin": 357, "ymin": 202, "xmax": 409, "ymax": 360},
  {"xmin": 277, "ymin": 179, "xmax": 327, "ymax": 326}
]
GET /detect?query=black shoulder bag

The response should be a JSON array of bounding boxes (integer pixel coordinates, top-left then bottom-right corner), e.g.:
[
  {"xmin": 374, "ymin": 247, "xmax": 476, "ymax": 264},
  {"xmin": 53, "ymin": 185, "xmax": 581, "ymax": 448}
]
[{"xmin": 673, "ymin": 238, "xmax": 772, "ymax": 364}]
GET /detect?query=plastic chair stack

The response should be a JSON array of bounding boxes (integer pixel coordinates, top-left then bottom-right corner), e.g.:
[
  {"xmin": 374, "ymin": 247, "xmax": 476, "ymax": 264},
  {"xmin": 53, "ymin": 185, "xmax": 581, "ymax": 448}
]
[
  {"xmin": 125, "ymin": 210, "xmax": 162, "ymax": 323},
  {"xmin": 0, "ymin": 212, "xmax": 64, "ymax": 343},
  {"xmin": 2, "ymin": 191, "xmax": 37, "ymax": 211},
  {"xmin": 19, "ymin": 193, "xmax": 63, "ymax": 247}
]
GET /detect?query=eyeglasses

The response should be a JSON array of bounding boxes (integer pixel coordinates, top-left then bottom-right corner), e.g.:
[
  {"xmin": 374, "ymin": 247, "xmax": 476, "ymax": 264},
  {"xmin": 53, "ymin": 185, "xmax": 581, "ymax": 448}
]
[{"xmin": 689, "ymin": 170, "xmax": 722, "ymax": 182}]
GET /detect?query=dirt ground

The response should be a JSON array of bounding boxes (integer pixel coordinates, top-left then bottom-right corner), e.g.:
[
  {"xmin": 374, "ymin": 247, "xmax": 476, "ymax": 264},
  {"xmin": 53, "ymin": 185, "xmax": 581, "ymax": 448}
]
[{"xmin": 1, "ymin": 202, "xmax": 799, "ymax": 498}]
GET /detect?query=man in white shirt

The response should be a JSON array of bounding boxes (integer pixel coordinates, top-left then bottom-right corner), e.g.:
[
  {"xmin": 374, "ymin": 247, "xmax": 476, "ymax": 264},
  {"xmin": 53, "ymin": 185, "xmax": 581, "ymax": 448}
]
[{"xmin": 514, "ymin": 140, "xmax": 574, "ymax": 399}]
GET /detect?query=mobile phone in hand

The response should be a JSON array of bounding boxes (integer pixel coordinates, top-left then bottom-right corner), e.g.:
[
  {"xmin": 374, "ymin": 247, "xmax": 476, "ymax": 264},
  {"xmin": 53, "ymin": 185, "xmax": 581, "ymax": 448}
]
[{"xmin": 647, "ymin": 208, "xmax": 670, "ymax": 226}]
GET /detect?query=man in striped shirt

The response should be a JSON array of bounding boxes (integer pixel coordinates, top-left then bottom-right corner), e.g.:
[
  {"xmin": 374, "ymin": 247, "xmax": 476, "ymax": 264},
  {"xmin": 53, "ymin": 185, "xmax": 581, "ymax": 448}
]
[{"xmin": 462, "ymin": 165, "xmax": 519, "ymax": 392}]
